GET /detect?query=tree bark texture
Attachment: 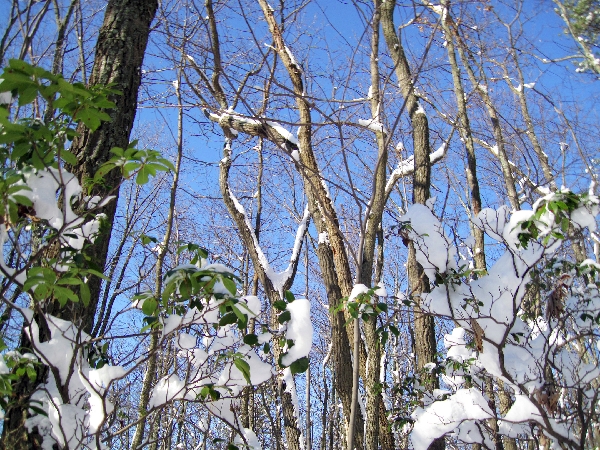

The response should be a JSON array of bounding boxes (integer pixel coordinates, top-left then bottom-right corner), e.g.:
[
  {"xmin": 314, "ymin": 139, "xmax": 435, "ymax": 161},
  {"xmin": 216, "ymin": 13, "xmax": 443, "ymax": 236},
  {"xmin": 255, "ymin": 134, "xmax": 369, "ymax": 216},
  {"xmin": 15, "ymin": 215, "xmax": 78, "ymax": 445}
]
[
  {"xmin": 359, "ymin": 2, "xmax": 393, "ymax": 448},
  {"xmin": 381, "ymin": 3, "xmax": 443, "ymax": 449},
  {"xmin": 69, "ymin": 0, "xmax": 159, "ymax": 335},
  {"xmin": 440, "ymin": 2, "xmax": 485, "ymax": 270}
]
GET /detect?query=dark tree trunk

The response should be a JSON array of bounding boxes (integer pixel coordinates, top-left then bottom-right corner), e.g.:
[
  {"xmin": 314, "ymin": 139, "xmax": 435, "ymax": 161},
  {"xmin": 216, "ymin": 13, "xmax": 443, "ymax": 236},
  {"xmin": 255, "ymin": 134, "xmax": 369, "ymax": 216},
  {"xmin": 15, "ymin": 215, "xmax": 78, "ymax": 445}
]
[
  {"xmin": 1, "ymin": 2, "xmax": 157, "ymax": 448},
  {"xmin": 70, "ymin": 0, "xmax": 159, "ymax": 336}
]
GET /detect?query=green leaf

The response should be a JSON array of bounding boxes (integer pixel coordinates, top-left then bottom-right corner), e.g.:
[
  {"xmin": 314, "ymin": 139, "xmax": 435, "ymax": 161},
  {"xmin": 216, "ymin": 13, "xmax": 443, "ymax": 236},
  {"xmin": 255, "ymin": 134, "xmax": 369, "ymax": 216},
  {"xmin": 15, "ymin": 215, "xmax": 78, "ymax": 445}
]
[
  {"xmin": 199, "ymin": 385, "xmax": 210, "ymax": 399},
  {"xmin": 161, "ymin": 159, "xmax": 175, "ymax": 171},
  {"xmin": 555, "ymin": 201, "xmax": 568, "ymax": 211},
  {"xmin": 198, "ymin": 383, "xmax": 221, "ymax": 401},
  {"xmin": 140, "ymin": 316, "xmax": 160, "ymax": 332},
  {"xmin": 53, "ymin": 286, "xmax": 78, "ymax": 303},
  {"xmin": 221, "ymin": 276, "xmax": 237, "ymax": 296},
  {"xmin": 23, "ymin": 268, "xmax": 55, "ymax": 292},
  {"xmin": 347, "ymin": 302, "xmax": 359, "ymax": 319},
  {"xmin": 135, "ymin": 166, "xmax": 149, "ymax": 185},
  {"xmin": 140, "ymin": 235, "xmax": 158, "ymax": 245},
  {"xmin": 10, "ymin": 195, "xmax": 32, "ymax": 206},
  {"xmin": 232, "ymin": 305, "xmax": 248, "ymax": 329},
  {"xmin": 85, "ymin": 269, "xmax": 111, "ymax": 281},
  {"xmin": 96, "ymin": 110, "xmax": 111, "ymax": 122},
  {"xmin": 243, "ymin": 334, "xmax": 259, "ymax": 346},
  {"xmin": 219, "ymin": 312, "xmax": 237, "ymax": 327},
  {"xmin": 110, "ymin": 147, "xmax": 124, "ymax": 157},
  {"xmin": 273, "ymin": 300, "xmax": 287, "ymax": 311},
  {"xmin": 285, "ymin": 290, "xmax": 295, "ymax": 302},
  {"xmin": 93, "ymin": 163, "xmax": 115, "ymax": 182},
  {"xmin": 18, "ymin": 86, "xmax": 38, "ymax": 105},
  {"xmin": 561, "ymin": 217, "xmax": 570, "ymax": 233},
  {"xmin": 59, "ymin": 150, "xmax": 78, "ymax": 166},
  {"xmin": 27, "ymin": 267, "xmax": 50, "ymax": 278},
  {"xmin": 263, "ymin": 342, "xmax": 270, "ymax": 354},
  {"xmin": 389, "ymin": 325, "xmax": 400, "ymax": 336},
  {"xmin": 80, "ymin": 282, "xmax": 90, "ymax": 307},
  {"xmin": 22, "ymin": 278, "xmax": 40, "ymax": 293},
  {"xmin": 277, "ymin": 310, "xmax": 291, "ymax": 324},
  {"xmin": 142, "ymin": 298, "xmax": 158, "ymax": 316},
  {"xmin": 208, "ymin": 387, "xmax": 221, "ymax": 401},
  {"xmin": 376, "ymin": 302, "xmax": 388, "ymax": 313},
  {"xmin": 289, "ymin": 356, "xmax": 309, "ymax": 374},
  {"xmin": 6, "ymin": 183, "xmax": 30, "ymax": 194},
  {"xmin": 161, "ymin": 279, "xmax": 177, "ymax": 304},
  {"xmin": 8, "ymin": 202, "xmax": 18, "ymax": 224},
  {"xmin": 180, "ymin": 277, "xmax": 192, "ymax": 300},
  {"xmin": 56, "ymin": 277, "xmax": 82, "ymax": 286},
  {"xmin": 28, "ymin": 405, "xmax": 47, "ymax": 417},
  {"xmin": 233, "ymin": 358, "xmax": 251, "ymax": 384},
  {"xmin": 380, "ymin": 330, "xmax": 389, "ymax": 346},
  {"xmin": 75, "ymin": 107, "xmax": 102, "ymax": 131}
]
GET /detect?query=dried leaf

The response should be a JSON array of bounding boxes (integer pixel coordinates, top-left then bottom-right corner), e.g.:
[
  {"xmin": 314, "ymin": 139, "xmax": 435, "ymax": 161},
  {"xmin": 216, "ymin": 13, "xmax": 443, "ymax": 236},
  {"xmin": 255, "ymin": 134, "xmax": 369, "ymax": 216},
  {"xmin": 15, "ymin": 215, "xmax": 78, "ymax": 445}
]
[{"xmin": 470, "ymin": 318, "xmax": 484, "ymax": 352}]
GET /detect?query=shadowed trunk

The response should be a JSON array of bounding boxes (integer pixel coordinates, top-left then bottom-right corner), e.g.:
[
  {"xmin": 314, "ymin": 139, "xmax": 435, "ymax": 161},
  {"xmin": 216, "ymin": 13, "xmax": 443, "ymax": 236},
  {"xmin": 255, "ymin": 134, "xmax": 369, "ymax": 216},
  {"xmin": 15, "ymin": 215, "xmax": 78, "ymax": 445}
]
[{"xmin": 1, "ymin": 2, "xmax": 157, "ymax": 448}]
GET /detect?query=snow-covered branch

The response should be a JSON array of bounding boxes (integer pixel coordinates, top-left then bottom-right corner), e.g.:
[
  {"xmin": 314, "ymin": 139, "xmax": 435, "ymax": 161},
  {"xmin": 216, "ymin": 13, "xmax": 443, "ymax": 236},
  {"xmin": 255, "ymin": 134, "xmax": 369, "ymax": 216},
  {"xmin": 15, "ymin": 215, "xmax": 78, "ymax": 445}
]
[
  {"xmin": 205, "ymin": 109, "xmax": 299, "ymax": 155},
  {"xmin": 385, "ymin": 143, "xmax": 447, "ymax": 198}
]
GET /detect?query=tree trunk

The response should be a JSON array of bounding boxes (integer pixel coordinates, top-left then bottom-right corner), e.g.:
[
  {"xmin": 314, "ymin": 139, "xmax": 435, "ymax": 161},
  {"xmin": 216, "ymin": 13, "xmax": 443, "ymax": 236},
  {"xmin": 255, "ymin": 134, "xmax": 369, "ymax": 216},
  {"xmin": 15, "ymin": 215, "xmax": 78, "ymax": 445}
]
[
  {"xmin": 358, "ymin": 2, "xmax": 393, "ymax": 449},
  {"xmin": 449, "ymin": 23, "xmax": 520, "ymax": 210},
  {"xmin": 381, "ymin": 3, "xmax": 443, "ymax": 449},
  {"xmin": 1, "ymin": 2, "xmax": 157, "ymax": 449},
  {"xmin": 317, "ymin": 241, "xmax": 366, "ymax": 450},
  {"xmin": 68, "ymin": 0, "xmax": 158, "ymax": 335}
]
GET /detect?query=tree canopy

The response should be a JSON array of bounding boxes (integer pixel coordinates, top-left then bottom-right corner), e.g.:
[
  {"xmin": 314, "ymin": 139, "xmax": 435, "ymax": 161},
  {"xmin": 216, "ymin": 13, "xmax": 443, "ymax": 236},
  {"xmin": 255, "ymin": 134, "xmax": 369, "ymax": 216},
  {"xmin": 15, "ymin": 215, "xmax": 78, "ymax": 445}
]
[{"xmin": 0, "ymin": 1, "xmax": 599, "ymax": 449}]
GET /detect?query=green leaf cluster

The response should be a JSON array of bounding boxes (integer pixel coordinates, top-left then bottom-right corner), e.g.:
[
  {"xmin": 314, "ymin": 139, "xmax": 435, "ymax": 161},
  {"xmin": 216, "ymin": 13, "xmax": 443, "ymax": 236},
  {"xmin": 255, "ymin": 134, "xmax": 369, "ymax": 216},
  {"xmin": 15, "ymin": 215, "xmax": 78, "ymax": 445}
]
[
  {"xmin": 377, "ymin": 322, "xmax": 400, "ymax": 348},
  {"xmin": 0, "ymin": 60, "xmax": 178, "ymax": 369},
  {"xmin": 561, "ymin": 0, "xmax": 600, "ymax": 44},
  {"xmin": 23, "ymin": 266, "xmax": 104, "ymax": 307},
  {"xmin": 339, "ymin": 285, "xmax": 388, "ymax": 323},
  {"xmin": 133, "ymin": 257, "xmax": 245, "ymax": 333},
  {"xmin": 273, "ymin": 290, "xmax": 294, "ymax": 323},
  {"xmin": 273, "ymin": 291, "xmax": 310, "ymax": 373},
  {"xmin": 0, "ymin": 330, "xmax": 40, "ymax": 416},
  {"xmin": 434, "ymin": 264, "xmax": 486, "ymax": 288},
  {"xmin": 0, "ymin": 59, "xmax": 116, "ymax": 170},
  {"xmin": 514, "ymin": 191, "xmax": 595, "ymax": 248},
  {"xmin": 0, "ymin": 170, "xmax": 32, "ymax": 228},
  {"xmin": 94, "ymin": 141, "xmax": 174, "ymax": 187},
  {"xmin": 198, "ymin": 383, "xmax": 221, "ymax": 401}
]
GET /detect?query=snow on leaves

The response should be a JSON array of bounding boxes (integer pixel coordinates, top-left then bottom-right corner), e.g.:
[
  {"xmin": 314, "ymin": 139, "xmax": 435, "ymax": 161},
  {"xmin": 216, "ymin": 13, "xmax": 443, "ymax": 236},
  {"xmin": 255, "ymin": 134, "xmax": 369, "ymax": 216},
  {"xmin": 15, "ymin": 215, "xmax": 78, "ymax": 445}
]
[
  {"xmin": 401, "ymin": 190, "xmax": 600, "ymax": 448},
  {"xmin": 1, "ymin": 158, "xmax": 311, "ymax": 450}
]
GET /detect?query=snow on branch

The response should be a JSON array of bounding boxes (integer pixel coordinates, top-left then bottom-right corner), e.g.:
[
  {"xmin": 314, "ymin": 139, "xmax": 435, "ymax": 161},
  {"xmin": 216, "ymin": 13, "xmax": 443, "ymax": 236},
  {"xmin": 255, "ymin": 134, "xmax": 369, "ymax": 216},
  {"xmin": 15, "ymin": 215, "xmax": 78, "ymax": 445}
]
[
  {"xmin": 411, "ymin": 388, "xmax": 494, "ymax": 450},
  {"xmin": 284, "ymin": 46, "xmax": 302, "ymax": 73},
  {"xmin": 0, "ymin": 167, "xmax": 108, "ymax": 284},
  {"xmin": 385, "ymin": 143, "xmax": 447, "ymax": 197},
  {"xmin": 478, "ymin": 139, "xmax": 552, "ymax": 198},
  {"xmin": 22, "ymin": 310, "xmax": 126, "ymax": 449},
  {"xmin": 206, "ymin": 109, "xmax": 299, "ymax": 154},
  {"xmin": 358, "ymin": 118, "xmax": 387, "ymax": 134},
  {"xmin": 228, "ymin": 184, "xmax": 310, "ymax": 296}
]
